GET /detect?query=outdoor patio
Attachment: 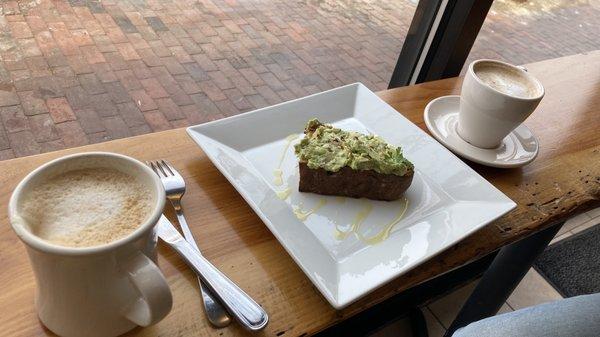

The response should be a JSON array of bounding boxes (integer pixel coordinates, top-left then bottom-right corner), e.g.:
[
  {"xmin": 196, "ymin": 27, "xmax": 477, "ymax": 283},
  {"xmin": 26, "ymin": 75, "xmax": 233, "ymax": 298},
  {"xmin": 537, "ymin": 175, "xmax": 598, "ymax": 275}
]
[{"xmin": 0, "ymin": 0, "xmax": 598, "ymax": 160}]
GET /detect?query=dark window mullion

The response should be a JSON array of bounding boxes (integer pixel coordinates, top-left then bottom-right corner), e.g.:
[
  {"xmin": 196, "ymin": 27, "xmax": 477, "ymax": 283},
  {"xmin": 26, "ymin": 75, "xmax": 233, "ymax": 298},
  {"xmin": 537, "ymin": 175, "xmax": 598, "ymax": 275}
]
[
  {"xmin": 420, "ymin": 0, "xmax": 494, "ymax": 82},
  {"xmin": 389, "ymin": 0, "xmax": 494, "ymax": 88},
  {"xmin": 388, "ymin": 0, "xmax": 444, "ymax": 88}
]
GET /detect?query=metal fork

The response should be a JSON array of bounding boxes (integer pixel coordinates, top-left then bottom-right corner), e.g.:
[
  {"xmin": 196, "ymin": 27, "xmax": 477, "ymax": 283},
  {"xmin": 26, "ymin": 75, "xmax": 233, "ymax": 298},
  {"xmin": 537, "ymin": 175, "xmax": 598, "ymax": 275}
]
[{"xmin": 147, "ymin": 160, "xmax": 232, "ymax": 327}]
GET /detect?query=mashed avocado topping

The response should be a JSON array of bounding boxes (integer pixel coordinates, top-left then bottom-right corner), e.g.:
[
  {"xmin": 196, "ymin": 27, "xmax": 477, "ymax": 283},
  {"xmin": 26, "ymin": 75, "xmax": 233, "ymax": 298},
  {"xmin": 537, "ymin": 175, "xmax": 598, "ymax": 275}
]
[{"xmin": 294, "ymin": 119, "xmax": 413, "ymax": 176}]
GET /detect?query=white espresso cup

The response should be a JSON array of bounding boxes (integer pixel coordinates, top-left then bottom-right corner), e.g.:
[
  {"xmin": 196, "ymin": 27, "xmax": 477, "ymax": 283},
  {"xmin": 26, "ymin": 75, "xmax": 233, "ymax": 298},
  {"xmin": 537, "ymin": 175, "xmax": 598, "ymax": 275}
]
[
  {"xmin": 8, "ymin": 152, "xmax": 172, "ymax": 337},
  {"xmin": 457, "ymin": 59, "xmax": 544, "ymax": 149}
]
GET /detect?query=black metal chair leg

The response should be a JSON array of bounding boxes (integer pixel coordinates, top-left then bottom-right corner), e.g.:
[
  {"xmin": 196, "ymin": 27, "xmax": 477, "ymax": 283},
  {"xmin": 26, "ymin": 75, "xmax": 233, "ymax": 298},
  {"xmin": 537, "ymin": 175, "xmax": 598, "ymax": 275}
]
[
  {"xmin": 410, "ymin": 307, "xmax": 429, "ymax": 337},
  {"xmin": 443, "ymin": 222, "xmax": 564, "ymax": 337}
]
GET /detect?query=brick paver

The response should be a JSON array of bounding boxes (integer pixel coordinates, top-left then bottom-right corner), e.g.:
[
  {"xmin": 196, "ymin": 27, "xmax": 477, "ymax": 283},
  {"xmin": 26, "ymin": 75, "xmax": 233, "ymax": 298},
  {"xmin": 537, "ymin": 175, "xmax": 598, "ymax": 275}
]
[
  {"xmin": 0, "ymin": 0, "xmax": 598, "ymax": 159},
  {"xmin": 468, "ymin": 0, "xmax": 600, "ymax": 67}
]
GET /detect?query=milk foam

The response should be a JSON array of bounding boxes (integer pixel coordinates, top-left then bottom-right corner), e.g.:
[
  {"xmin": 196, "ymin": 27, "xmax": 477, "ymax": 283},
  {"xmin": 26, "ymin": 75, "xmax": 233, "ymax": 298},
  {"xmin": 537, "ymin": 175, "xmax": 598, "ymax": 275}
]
[
  {"xmin": 21, "ymin": 168, "xmax": 153, "ymax": 248},
  {"xmin": 474, "ymin": 63, "xmax": 540, "ymax": 99}
]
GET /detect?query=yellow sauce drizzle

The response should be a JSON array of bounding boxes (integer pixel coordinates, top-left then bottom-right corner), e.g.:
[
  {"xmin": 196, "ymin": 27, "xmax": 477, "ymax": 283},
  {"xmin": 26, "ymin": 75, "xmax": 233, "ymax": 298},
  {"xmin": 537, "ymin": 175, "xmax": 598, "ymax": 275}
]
[
  {"xmin": 335, "ymin": 198, "xmax": 409, "ymax": 245},
  {"xmin": 273, "ymin": 169, "xmax": 283, "ymax": 186},
  {"xmin": 276, "ymin": 187, "xmax": 292, "ymax": 200},
  {"xmin": 335, "ymin": 202, "xmax": 372, "ymax": 240},
  {"xmin": 273, "ymin": 134, "xmax": 299, "ymax": 186},
  {"xmin": 293, "ymin": 199, "xmax": 327, "ymax": 221}
]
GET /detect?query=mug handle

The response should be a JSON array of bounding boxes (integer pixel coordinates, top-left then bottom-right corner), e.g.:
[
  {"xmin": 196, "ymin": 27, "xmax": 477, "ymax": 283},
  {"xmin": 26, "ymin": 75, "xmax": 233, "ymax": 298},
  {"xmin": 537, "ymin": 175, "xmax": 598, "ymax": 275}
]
[{"xmin": 121, "ymin": 251, "xmax": 173, "ymax": 326}]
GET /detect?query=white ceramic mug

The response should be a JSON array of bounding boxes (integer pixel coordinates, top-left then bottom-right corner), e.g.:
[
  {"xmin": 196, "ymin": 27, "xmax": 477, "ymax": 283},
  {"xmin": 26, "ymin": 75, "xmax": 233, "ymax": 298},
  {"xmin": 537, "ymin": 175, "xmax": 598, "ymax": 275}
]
[
  {"xmin": 8, "ymin": 152, "xmax": 172, "ymax": 337},
  {"xmin": 457, "ymin": 59, "xmax": 544, "ymax": 148}
]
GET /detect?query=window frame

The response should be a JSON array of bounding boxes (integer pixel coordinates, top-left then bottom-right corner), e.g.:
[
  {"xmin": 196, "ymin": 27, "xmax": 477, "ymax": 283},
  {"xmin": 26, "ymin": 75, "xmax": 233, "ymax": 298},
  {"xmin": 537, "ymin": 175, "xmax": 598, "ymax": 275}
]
[{"xmin": 389, "ymin": 0, "xmax": 494, "ymax": 88}]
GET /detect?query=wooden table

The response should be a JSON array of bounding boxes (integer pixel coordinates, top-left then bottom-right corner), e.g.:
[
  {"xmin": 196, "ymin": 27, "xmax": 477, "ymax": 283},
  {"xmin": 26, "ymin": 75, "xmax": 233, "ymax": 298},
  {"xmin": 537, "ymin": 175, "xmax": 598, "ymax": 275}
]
[{"xmin": 1, "ymin": 52, "xmax": 598, "ymax": 336}]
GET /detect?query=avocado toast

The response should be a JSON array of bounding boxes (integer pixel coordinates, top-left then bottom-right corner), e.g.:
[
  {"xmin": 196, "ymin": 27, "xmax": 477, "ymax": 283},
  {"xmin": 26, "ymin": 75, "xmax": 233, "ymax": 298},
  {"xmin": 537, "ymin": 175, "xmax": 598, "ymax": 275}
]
[{"xmin": 294, "ymin": 119, "xmax": 414, "ymax": 201}]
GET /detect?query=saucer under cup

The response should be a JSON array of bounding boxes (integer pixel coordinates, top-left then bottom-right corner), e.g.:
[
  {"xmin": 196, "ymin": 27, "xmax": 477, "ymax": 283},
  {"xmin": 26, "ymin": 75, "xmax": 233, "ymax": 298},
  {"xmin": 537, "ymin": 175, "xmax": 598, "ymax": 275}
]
[{"xmin": 424, "ymin": 95, "xmax": 539, "ymax": 168}]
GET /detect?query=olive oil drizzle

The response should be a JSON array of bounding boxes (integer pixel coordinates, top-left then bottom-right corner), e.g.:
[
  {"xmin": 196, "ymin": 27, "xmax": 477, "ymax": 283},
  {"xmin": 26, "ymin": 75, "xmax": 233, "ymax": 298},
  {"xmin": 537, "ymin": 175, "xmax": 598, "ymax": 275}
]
[
  {"xmin": 273, "ymin": 134, "xmax": 299, "ymax": 187},
  {"xmin": 276, "ymin": 187, "xmax": 292, "ymax": 200},
  {"xmin": 293, "ymin": 199, "xmax": 328, "ymax": 221},
  {"xmin": 334, "ymin": 202, "xmax": 373, "ymax": 240},
  {"xmin": 335, "ymin": 198, "xmax": 409, "ymax": 245}
]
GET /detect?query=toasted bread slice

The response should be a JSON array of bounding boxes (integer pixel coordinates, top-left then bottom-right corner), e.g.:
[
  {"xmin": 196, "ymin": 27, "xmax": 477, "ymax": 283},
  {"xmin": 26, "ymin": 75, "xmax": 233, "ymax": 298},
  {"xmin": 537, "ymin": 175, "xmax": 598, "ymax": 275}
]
[{"xmin": 295, "ymin": 119, "xmax": 413, "ymax": 201}]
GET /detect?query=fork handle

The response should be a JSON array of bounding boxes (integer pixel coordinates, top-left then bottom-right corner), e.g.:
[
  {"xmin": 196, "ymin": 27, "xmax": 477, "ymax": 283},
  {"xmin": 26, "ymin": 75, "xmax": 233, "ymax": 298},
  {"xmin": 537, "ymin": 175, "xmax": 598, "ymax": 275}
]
[
  {"xmin": 164, "ymin": 231, "xmax": 269, "ymax": 330},
  {"xmin": 173, "ymin": 207, "xmax": 232, "ymax": 327}
]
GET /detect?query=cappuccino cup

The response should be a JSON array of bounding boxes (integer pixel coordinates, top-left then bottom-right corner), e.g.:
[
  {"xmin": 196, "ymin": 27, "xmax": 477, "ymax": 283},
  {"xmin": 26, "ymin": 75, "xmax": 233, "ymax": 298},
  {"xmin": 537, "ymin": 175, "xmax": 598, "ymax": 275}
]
[
  {"xmin": 458, "ymin": 59, "xmax": 544, "ymax": 148},
  {"xmin": 9, "ymin": 152, "xmax": 171, "ymax": 337}
]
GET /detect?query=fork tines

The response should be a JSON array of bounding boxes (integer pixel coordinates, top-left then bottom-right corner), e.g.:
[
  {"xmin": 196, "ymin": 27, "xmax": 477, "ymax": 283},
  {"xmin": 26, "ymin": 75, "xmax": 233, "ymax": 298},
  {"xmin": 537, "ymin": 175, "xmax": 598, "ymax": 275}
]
[{"xmin": 147, "ymin": 160, "xmax": 178, "ymax": 177}]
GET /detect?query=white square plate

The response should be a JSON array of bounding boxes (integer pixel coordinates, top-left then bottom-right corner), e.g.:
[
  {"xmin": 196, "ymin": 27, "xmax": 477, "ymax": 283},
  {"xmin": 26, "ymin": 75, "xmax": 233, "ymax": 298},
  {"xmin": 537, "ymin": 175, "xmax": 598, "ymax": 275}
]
[{"xmin": 186, "ymin": 83, "xmax": 515, "ymax": 309}]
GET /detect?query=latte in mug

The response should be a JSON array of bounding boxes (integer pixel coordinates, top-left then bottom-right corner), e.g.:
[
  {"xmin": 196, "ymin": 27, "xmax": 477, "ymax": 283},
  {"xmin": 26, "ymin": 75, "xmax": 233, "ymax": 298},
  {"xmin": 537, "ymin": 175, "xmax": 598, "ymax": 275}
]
[
  {"xmin": 473, "ymin": 62, "xmax": 542, "ymax": 99},
  {"xmin": 9, "ymin": 153, "xmax": 171, "ymax": 337},
  {"xmin": 458, "ymin": 59, "xmax": 544, "ymax": 148},
  {"xmin": 20, "ymin": 167, "xmax": 153, "ymax": 248}
]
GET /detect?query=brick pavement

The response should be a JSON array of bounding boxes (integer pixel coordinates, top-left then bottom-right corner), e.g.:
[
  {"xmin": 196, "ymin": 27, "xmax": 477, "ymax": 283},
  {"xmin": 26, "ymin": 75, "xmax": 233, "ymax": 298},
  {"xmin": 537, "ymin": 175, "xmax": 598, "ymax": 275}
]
[
  {"xmin": 0, "ymin": 0, "xmax": 598, "ymax": 160},
  {"xmin": 468, "ymin": 0, "xmax": 600, "ymax": 67}
]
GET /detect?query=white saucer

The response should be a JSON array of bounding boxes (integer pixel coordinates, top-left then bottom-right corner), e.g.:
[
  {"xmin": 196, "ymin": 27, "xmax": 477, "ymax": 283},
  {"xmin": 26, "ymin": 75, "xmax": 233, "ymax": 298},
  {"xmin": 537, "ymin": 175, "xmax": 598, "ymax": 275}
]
[{"xmin": 424, "ymin": 95, "xmax": 539, "ymax": 168}]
